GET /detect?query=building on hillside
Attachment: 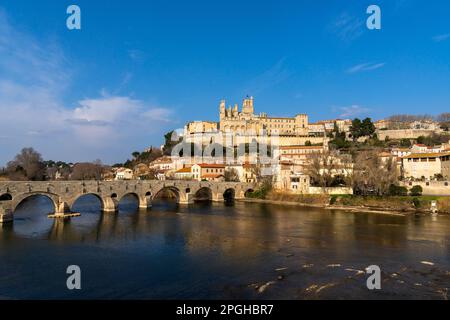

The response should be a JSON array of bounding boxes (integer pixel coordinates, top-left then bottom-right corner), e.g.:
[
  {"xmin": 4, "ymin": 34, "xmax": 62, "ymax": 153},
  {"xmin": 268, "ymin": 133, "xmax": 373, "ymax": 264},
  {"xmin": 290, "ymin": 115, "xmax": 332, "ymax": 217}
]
[
  {"xmin": 289, "ymin": 173, "xmax": 311, "ymax": 193},
  {"xmin": 149, "ymin": 156, "xmax": 174, "ymax": 171},
  {"xmin": 174, "ymin": 167, "xmax": 193, "ymax": 180},
  {"xmin": 410, "ymin": 144, "xmax": 445, "ymax": 154},
  {"xmin": 183, "ymin": 97, "xmax": 324, "ymax": 150},
  {"xmin": 401, "ymin": 152, "xmax": 450, "ymax": 180},
  {"xmin": 115, "ymin": 168, "xmax": 133, "ymax": 180},
  {"xmin": 191, "ymin": 163, "xmax": 225, "ymax": 181},
  {"xmin": 218, "ymin": 96, "xmax": 309, "ymax": 136},
  {"xmin": 278, "ymin": 145, "xmax": 326, "ymax": 172},
  {"xmin": 315, "ymin": 119, "xmax": 352, "ymax": 135},
  {"xmin": 390, "ymin": 147, "xmax": 411, "ymax": 158}
]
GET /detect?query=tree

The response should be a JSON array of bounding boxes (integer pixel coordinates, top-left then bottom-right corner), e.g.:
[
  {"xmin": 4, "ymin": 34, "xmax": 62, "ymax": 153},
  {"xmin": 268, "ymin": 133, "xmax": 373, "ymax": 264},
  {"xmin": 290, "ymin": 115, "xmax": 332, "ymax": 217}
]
[
  {"xmin": 361, "ymin": 118, "xmax": 375, "ymax": 137},
  {"xmin": 305, "ymin": 151, "xmax": 352, "ymax": 188},
  {"xmin": 224, "ymin": 168, "xmax": 240, "ymax": 182},
  {"xmin": 6, "ymin": 147, "xmax": 45, "ymax": 181},
  {"xmin": 350, "ymin": 118, "xmax": 362, "ymax": 141},
  {"xmin": 400, "ymin": 139, "xmax": 412, "ymax": 147},
  {"xmin": 388, "ymin": 184, "xmax": 408, "ymax": 196},
  {"xmin": 132, "ymin": 151, "xmax": 141, "ymax": 159},
  {"xmin": 410, "ymin": 185, "xmax": 423, "ymax": 196},
  {"xmin": 353, "ymin": 150, "xmax": 398, "ymax": 196},
  {"xmin": 70, "ymin": 162, "xmax": 104, "ymax": 180}
]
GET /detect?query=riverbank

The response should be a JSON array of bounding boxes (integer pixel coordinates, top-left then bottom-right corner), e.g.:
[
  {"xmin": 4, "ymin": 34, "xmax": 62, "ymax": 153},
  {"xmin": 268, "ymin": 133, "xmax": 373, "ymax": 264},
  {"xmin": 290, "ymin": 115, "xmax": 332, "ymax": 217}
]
[{"xmin": 241, "ymin": 192, "xmax": 450, "ymax": 215}]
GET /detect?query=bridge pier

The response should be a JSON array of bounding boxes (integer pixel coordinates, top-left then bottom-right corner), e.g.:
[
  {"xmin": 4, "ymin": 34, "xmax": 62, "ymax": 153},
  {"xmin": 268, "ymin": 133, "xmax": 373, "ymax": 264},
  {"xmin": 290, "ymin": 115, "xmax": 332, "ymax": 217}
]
[
  {"xmin": 48, "ymin": 201, "xmax": 80, "ymax": 219},
  {"xmin": 212, "ymin": 192, "xmax": 224, "ymax": 202},
  {"xmin": 0, "ymin": 203, "xmax": 13, "ymax": 224},
  {"xmin": 103, "ymin": 196, "xmax": 119, "ymax": 213},
  {"xmin": 139, "ymin": 195, "xmax": 152, "ymax": 209},
  {"xmin": 179, "ymin": 193, "xmax": 194, "ymax": 205}
]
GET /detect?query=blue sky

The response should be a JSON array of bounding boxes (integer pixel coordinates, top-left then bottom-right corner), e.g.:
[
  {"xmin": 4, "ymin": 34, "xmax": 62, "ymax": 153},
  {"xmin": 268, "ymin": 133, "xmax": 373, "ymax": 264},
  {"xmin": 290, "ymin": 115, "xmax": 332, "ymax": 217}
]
[{"xmin": 0, "ymin": 0, "xmax": 449, "ymax": 165}]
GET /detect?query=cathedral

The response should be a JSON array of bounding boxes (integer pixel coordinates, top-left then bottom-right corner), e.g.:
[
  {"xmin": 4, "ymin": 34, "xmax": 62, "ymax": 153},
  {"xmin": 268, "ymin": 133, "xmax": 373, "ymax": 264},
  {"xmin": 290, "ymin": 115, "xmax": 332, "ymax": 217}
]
[{"xmin": 185, "ymin": 96, "xmax": 309, "ymax": 137}]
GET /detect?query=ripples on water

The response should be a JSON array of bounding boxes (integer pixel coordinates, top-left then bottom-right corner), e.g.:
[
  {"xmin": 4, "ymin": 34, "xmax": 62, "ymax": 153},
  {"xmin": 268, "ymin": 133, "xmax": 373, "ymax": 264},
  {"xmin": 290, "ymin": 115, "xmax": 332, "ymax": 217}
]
[{"xmin": 0, "ymin": 195, "xmax": 449, "ymax": 300}]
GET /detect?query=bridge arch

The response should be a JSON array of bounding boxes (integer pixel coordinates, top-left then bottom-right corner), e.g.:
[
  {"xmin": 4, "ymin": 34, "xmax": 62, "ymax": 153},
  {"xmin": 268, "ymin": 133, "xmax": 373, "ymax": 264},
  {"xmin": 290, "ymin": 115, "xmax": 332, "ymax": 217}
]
[
  {"xmin": 118, "ymin": 192, "xmax": 147, "ymax": 210},
  {"xmin": 11, "ymin": 192, "xmax": 59, "ymax": 213},
  {"xmin": 244, "ymin": 189, "xmax": 255, "ymax": 197},
  {"xmin": 194, "ymin": 187, "xmax": 212, "ymax": 202},
  {"xmin": 153, "ymin": 186, "xmax": 181, "ymax": 202},
  {"xmin": 223, "ymin": 188, "xmax": 235, "ymax": 201},
  {"xmin": 70, "ymin": 193, "xmax": 105, "ymax": 213},
  {"xmin": 0, "ymin": 193, "xmax": 12, "ymax": 201}
]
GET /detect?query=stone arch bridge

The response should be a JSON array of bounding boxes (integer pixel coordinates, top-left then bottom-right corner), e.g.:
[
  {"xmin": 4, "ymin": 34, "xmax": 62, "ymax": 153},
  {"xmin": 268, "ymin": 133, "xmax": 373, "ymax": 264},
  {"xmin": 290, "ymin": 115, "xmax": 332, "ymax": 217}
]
[{"xmin": 0, "ymin": 180, "xmax": 256, "ymax": 223}]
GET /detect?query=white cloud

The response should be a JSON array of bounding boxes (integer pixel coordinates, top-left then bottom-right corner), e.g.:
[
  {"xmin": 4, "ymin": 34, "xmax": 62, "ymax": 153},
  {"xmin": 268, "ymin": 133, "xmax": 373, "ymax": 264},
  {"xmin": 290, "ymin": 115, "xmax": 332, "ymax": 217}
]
[
  {"xmin": 433, "ymin": 33, "xmax": 450, "ymax": 42},
  {"xmin": 347, "ymin": 62, "xmax": 385, "ymax": 74},
  {"xmin": 330, "ymin": 13, "xmax": 365, "ymax": 42},
  {"xmin": 0, "ymin": 10, "xmax": 173, "ymax": 165},
  {"xmin": 336, "ymin": 105, "xmax": 371, "ymax": 118}
]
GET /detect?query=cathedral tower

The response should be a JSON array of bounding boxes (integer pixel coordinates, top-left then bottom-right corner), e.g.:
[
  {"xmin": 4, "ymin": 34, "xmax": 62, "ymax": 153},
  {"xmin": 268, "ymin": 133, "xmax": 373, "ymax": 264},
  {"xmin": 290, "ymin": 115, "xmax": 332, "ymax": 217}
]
[{"xmin": 242, "ymin": 96, "xmax": 254, "ymax": 115}]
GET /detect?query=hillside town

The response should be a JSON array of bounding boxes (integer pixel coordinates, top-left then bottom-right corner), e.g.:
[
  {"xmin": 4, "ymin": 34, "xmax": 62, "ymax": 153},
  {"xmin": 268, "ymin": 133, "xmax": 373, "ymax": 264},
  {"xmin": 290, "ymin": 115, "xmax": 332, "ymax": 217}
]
[{"xmin": 1, "ymin": 97, "xmax": 450, "ymax": 198}]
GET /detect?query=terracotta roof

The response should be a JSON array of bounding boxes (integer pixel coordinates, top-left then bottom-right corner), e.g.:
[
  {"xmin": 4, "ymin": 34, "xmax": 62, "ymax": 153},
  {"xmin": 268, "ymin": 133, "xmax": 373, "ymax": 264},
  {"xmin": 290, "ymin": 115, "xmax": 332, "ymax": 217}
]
[
  {"xmin": 194, "ymin": 163, "xmax": 225, "ymax": 168},
  {"xmin": 402, "ymin": 152, "xmax": 450, "ymax": 159},
  {"xmin": 175, "ymin": 167, "xmax": 192, "ymax": 173}
]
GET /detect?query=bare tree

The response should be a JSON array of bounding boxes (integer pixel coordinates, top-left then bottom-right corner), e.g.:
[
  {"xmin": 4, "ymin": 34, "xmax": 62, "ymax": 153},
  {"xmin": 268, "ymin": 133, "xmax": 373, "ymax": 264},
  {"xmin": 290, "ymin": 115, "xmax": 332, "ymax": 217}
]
[
  {"xmin": 353, "ymin": 150, "xmax": 398, "ymax": 195},
  {"xmin": 436, "ymin": 113, "xmax": 450, "ymax": 123},
  {"xmin": 70, "ymin": 162, "xmax": 104, "ymax": 180},
  {"xmin": 6, "ymin": 147, "xmax": 45, "ymax": 180},
  {"xmin": 305, "ymin": 151, "xmax": 352, "ymax": 187},
  {"xmin": 224, "ymin": 168, "xmax": 240, "ymax": 182}
]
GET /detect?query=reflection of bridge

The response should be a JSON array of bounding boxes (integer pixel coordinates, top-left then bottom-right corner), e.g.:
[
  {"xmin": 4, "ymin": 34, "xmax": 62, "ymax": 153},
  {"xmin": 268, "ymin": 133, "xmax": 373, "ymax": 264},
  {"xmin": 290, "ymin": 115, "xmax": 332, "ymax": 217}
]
[{"xmin": 0, "ymin": 180, "xmax": 256, "ymax": 223}]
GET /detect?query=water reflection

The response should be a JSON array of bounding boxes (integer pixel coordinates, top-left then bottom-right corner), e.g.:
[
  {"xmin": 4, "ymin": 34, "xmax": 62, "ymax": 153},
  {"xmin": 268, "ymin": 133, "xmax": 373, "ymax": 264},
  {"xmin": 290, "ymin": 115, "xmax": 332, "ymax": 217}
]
[{"xmin": 1, "ymin": 195, "xmax": 449, "ymax": 299}]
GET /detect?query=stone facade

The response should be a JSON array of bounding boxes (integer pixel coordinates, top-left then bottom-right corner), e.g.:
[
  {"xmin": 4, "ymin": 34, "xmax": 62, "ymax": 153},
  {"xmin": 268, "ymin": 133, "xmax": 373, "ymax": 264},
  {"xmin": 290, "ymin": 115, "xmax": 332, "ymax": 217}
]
[
  {"xmin": 184, "ymin": 97, "xmax": 311, "ymax": 146},
  {"xmin": 401, "ymin": 152, "xmax": 450, "ymax": 180}
]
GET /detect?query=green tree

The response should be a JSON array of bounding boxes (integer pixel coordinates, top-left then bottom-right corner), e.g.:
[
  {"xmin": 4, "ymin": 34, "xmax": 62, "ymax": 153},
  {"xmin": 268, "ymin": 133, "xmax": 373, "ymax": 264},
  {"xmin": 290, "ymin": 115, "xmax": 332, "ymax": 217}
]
[
  {"xmin": 410, "ymin": 185, "xmax": 423, "ymax": 196},
  {"xmin": 361, "ymin": 118, "xmax": 375, "ymax": 137},
  {"xmin": 388, "ymin": 184, "xmax": 408, "ymax": 196},
  {"xmin": 350, "ymin": 118, "xmax": 362, "ymax": 141},
  {"xmin": 400, "ymin": 139, "xmax": 412, "ymax": 147},
  {"xmin": 132, "ymin": 151, "xmax": 141, "ymax": 159}
]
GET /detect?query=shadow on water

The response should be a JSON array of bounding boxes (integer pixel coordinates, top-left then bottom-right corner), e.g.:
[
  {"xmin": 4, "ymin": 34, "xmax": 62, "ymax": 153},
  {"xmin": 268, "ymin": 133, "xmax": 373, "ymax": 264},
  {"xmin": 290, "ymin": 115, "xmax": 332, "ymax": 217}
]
[{"xmin": 11, "ymin": 195, "xmax": 55, "ymax": 238}]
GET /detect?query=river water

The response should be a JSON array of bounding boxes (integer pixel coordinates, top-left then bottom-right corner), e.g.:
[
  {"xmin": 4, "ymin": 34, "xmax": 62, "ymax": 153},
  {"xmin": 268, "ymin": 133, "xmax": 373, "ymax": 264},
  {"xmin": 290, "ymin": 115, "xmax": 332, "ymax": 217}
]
[{"xmin": 0, "ymin": 195, "xmax": 449, "ymax": 300}]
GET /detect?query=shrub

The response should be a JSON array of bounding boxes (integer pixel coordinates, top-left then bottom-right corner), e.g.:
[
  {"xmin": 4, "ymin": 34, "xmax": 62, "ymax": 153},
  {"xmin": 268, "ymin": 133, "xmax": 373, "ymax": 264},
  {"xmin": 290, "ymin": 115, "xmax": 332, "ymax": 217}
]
[
  {"xmin": 412, "ymin": 197, "xmax": 421, "ymax": 208},
  {"xmin": 330, "ymin": 195, "xmax": 338, "ymax": 205},
  {"xmin": 389, "ymin": 184, "xmax": 408, "ymax": 196},
  {"xmin": 410, "ymin": 185, "xmax": 423, "ymax": 196}
]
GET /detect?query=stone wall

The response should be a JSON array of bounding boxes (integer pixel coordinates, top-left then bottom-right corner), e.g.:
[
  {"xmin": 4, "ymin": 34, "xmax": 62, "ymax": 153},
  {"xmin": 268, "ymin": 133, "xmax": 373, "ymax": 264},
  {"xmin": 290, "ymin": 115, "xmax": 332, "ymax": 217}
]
[
  {"xmin": 377, "ymin": 129, "xmax": 444, "ymax": 140},
  {"xmin": 401, "ymin": 181, "xmax": 450, "ymax": 196},
  {"xmin": 308, "ymin": 187, "xmax": 354, "ymax": 195}
]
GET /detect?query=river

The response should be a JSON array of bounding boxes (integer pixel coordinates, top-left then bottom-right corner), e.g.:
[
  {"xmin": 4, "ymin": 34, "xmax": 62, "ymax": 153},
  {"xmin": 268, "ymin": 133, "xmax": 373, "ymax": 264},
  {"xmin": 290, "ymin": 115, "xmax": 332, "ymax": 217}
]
[{"xmin": 0, "ymin": 195, "xmax": 449, "ymax": 299}]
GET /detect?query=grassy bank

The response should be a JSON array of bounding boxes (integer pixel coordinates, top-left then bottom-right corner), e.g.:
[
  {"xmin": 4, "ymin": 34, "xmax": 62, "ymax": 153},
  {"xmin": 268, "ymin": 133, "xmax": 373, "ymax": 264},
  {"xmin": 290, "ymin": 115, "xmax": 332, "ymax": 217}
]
[{"xmin": 246, "ymin": 189, "xmax": 450, "ymax": 214}]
